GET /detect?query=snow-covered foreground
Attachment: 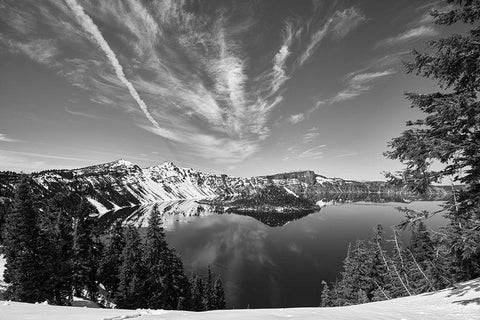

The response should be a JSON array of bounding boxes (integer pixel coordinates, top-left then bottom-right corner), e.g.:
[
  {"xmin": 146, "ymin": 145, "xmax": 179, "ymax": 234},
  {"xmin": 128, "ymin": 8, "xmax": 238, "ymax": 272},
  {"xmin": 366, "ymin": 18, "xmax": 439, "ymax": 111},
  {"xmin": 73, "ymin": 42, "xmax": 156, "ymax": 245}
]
[{"xmin": 1, "ymin": 278, "xmax": 479, "ymax": 320}]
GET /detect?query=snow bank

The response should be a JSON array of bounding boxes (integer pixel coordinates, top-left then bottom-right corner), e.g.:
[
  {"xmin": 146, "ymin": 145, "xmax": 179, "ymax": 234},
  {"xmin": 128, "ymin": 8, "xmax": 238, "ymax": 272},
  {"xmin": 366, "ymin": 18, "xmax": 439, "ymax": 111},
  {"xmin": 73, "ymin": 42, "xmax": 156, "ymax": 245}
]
[{"xmin": 0, "ymin": 278, "xmax": 479, "ymax": 320}]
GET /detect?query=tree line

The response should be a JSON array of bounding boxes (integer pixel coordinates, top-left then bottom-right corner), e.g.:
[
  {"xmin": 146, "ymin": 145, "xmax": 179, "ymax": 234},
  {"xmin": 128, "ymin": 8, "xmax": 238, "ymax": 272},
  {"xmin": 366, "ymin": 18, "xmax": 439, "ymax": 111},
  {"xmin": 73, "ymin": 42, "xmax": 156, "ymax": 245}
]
[
  {"xmin": 0, "ymin": 177, "xmax": 226, "ymax": 311},
  {"xmin": 320, "ymin": 222, "xmax": 451, "ymax": 306}
]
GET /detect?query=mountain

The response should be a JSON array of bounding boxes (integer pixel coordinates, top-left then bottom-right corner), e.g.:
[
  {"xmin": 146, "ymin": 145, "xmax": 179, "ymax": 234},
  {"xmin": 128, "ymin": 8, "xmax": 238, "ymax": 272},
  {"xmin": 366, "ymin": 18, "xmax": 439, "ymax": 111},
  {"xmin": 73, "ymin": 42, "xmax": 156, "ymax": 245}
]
[
  {"xmin": 1, "ymin": 277, "xmax": 479, "ymax": 319},
  {"xmin": 0, "ymin": 159, "xmax": 450, "ymax": 214}
]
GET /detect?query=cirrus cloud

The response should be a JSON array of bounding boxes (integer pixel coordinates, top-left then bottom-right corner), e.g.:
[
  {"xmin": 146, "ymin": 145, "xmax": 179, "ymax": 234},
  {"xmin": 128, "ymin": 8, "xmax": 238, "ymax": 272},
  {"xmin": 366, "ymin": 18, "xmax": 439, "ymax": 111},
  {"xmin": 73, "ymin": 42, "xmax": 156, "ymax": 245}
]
[
  {"xmin": 377, "ymin": 25, "xmax": 438, "ymax": 47},
  {"xmin": 0, "ymin": 1, "xmax": 366, "ymax": 164}
]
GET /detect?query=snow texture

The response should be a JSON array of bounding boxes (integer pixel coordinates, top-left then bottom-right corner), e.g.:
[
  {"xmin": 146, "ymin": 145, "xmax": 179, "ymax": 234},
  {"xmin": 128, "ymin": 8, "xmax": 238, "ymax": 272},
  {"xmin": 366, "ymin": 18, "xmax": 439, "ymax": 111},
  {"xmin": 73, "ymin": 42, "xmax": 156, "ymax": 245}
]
[{"xmin": 0, "ymin": 278, "xmax": 479, "ymax": 320}]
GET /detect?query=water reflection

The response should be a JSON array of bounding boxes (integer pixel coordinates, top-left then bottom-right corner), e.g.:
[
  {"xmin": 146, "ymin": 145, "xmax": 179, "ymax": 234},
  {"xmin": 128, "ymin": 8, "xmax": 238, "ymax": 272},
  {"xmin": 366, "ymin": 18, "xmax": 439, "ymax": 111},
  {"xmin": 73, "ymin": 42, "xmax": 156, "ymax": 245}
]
[
  {"xmin": 98, "ymin": 193, "xmax": 447, "ymax": 231},
  {"xmin": 99, "ymin": 197, "xmax": 446, "ymax": 308},
  {"xmin": 98, "ymin": 200, "xmax": 216, "ymax": 231}
]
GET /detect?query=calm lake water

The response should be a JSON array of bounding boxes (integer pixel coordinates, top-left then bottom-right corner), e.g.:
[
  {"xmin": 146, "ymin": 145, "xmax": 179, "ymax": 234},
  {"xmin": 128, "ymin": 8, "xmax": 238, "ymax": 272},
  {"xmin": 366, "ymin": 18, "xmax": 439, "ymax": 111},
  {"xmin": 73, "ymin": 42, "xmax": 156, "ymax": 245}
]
[{"xmin": 100, "ymin": 200, "xmax": 446, "ymax": 309}]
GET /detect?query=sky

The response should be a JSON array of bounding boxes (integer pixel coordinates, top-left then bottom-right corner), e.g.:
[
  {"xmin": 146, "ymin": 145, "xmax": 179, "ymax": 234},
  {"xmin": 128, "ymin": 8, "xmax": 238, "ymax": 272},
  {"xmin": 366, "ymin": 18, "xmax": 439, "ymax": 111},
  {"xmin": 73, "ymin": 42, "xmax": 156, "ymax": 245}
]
[{"xmin": 0, "ymin": 0, "xmax": 458, "ymax": 180}]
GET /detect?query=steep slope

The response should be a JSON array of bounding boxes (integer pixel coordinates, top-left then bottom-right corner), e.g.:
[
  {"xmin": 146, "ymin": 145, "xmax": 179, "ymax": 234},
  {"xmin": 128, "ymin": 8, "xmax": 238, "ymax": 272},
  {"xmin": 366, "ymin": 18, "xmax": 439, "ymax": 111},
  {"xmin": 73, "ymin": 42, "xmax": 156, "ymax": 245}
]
[
  {"xmin": 1, "ymin": 278, "xmax": 479, "ymax": 320},
  {"xmin": 0, "ymin": 159, "xmax": 451, "ymax": 214}
]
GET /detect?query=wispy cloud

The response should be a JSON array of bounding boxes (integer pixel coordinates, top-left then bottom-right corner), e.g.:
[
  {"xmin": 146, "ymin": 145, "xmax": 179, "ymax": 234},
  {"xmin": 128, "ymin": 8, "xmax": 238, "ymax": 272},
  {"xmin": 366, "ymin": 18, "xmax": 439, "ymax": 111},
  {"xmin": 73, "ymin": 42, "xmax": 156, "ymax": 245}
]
[
  {"xmin": 350, "ymin": 70, "xmax": 396, "ymax": 83},
  {"xmin": 142, "ymin": 125, "xmax": 259, "ymax": 164},
  {"xmin": 366, "ymin": 51, "xmax": 410, "ymax": 70},
  {"xmin": 0, "ymin": 1, "xmax": 366, "ymax": 165},
  {"xmin": 414, "ymin": 1, "xmax": 453, "ymax": 26},
  {"xmin": 65, "ymin": 0, "xmax": 161, "ymax": 130},
  {"xmin": 65, "ymin": 106, "xmax": 104, "ymax": 119},
  {"xmin": 330, "ymin": 69, "xmax": 396, "ymax": 103},
  {"xmin": 335, "ymin": 152, "xmax": 359, "ymax": 158},
  {"xmin": 299, "ymin": 7, "xmax": 366, "ymax": 66},
  {"xmin": 0, "ymin": 149, "xmax": 96, "ymax": 172},
  {"xmin": 0, "ymin": 149, "xmax": 95, "ymax": 163},
  {"xmin": 377, "ymin": 26, "xmax": 438, "ymax": 47},
  {"xmin": 298, "ymin": 145, "xmax": 326, "ymax": 159},
  {"xmin": 0, "ymin": 133, "xmax": 19, "ymax": 142},
  {"xmin": 299, "ymin": 20, "xmax": 330, "ymax": 67},
  {"xmin": 0, "ymin": 153, "xmax": 48, "ymax": 172},
  {"xmin": 330, "ymin": 7, "xmax": 367, "ymax": 40},
  {"xmin": 285, "ymin": 141, "xmax": 326, "ymax": 160},
  {"xmin": 287, "ymin": 113, "xmax": 306, "ymax": 124},
  {"xmin": 302, "ymin": 127, "xmax": 321, "ymax": 144},
  {"xmin": 286, "ymin": 98, "xmax": 325, "ymax": 125},
  {"xmin": 306, "ymin": 68, "xmax": 396, "ymax": 107},
  {"xmin": 269, "ymin": 22, "xmax": 296, "ymax": 95},
  {"xmin": 280, "ymin": 6, "xmax": 366, "ymax": 124}
]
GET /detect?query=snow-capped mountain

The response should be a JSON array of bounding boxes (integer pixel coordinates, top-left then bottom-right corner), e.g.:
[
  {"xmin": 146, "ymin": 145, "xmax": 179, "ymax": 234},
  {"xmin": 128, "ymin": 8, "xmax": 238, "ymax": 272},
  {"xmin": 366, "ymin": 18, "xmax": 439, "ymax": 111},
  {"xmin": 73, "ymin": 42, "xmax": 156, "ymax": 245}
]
[{"xmin": 0, "ymin": 159, "xmax": 449, "ymax": 214}]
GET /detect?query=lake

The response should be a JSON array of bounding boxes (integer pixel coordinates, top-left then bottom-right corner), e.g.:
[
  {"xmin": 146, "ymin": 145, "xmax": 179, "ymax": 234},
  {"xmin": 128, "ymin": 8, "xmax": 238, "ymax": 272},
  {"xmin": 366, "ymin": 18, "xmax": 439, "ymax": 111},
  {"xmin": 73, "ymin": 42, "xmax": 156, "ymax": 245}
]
[{"xmin": 99, "ymin": 199, "xmax": 446, "ymax": 309}]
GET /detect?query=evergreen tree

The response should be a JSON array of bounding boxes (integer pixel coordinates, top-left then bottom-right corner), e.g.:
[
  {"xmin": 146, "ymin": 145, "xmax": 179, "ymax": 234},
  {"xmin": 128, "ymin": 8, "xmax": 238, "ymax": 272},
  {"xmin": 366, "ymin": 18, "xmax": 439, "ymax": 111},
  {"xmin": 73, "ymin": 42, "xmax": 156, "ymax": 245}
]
[
  {"xmin": 336, "ymin": 241, "xmax": 374, "ymax": 305},
  {"xmin": 357, "ymin": 289, "xmax": 369, "ymax": 304},
  {"xmin": 371, "ymin": 287, "xmax": 389, "ymax": 302},
  {"xmin": 143, "ymin": 207, "xmax": 170, "ymax": 309},
  {"xmin": 176, "ymin": 296, "xmax": 187, "ymax": 310},
  {"xmin": 388, "ymin": 228, "xmax": 413, "ymax": 297},
  {"xmin": 98, "ymin": 220, "xmax": 125, "ymax": 301},
  {"xmin": 3, "ymin": 177, "xmax": 51, "ymax": 302},
  {"xmin": 212, "ymin": 278, "xmax": 226, "ymax": 309},
  {"xmin": 0, "ymin": 198, "xmax": 11, "ymax": 245},
  {"xmin": 72, "ymin": 198, "xmax": 101, "ymax": 300},
  {"xmin": 320, "ymin": 280, "xmax": 332, "ymax": 307},
  {"xmin": 409, "ymin": 222, "xmax": 434, "ymax": 263},
  {"xmin": 191, "ymin": 275, "xmax": 205, "ymax": 311},
  {"xmin": 368, "ymin": 225, "xmax": 391, "ymax": 300},
  {"xmin": 203, "ymin": 266, "xmax": 214, "ymax": 310},
  {"xmin": 384, "ymin": 0, "xmax": 480, "ymax": 280},
  {"xmin": 142, "ymin": 206, "xmax": 192, "ymax": 310},
  {"xmin": 42, "ymin": 193, "xmax": 75, "ymax": 305},
  {"xmin": 163, "ymin": 248, "xmax": 191, "ymax": 310},
  {"xmin": 116, "ymin": 225, "xmax": 145, "ymax": 309},
  {"xmin": 407, "ymin": 221, "xmax": 438, "ymax": 292}
]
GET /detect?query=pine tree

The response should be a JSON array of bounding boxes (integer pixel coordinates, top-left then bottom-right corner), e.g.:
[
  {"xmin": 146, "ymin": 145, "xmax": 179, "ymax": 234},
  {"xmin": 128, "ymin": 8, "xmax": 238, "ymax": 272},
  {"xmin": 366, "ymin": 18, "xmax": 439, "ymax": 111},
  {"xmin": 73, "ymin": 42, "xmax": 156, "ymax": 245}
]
[
  {"xmin": 3, "ymin": 177, "xmax": 51, "ymax": 302},
  {"xmin": 203, "ymin": 266, "xmax": 214, "ymax": 310},
  {"xmin": 42, "ymin": 193, "xmax": 75, "ymax": 305},
  {"xmin": 116, "ymin": 225, "xmax": 145, "ymax": 309},
  {"xmin": 0, "ymin": 198, "xmax": 11, "ymax": 245},
  {"xmin": 357, "ymin": 289, "xmax": 369, "ymax": 304},
  {"xmin": 72, "ymin": 198, "xmax": 101, "ymax": 300},
  {"xmin": 164, "ymin": 248, "xmax": 191, "ymax": 310},
  {"xmin": 384, "ymin": 0, "xmax": 480, "ymax": 281},
  {"xmin": 333, "ymin": 243, "xmax": 353, "ymax": 305},
  {"xmin": 320, "ymin": 280, "xmax": 332, "ymax": 307},
  {"xmin": 388, "ymin": 228, "xmax": 413, "ymax": 297},
  {"xmin": 407, "ymin": 221, "xmax": 438, "ymax": 292},
  {"xmin": 336, "ymin": 241, "xmax": 374, "ymax": 305},
  {"xmin": 368, "ymin": 225, "xmax": 391, "ymax": 300},
  {"xmin": 141, "ymin": 206, "xmax": 193, "ymax": 310},
  {"xmin": 212, "ymin": 278, "xmax": 226, "ymax": 309},
  {"xmin": 143, "ymin": 206, "xmax": 170, "ymax": 309},
  {"xmin": 191, "ymin": 275, "xmax": 205, "ymax": 311},
  {"xmin": 98, "ymin": 220, "xmax": 125, "ymax": 302}
]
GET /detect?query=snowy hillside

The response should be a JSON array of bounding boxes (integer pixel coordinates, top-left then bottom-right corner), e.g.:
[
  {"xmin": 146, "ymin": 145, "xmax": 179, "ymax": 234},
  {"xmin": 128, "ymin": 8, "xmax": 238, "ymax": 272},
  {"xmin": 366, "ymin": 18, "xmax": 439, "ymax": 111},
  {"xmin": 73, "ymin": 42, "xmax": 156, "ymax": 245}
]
[
  {"xmin": 0, "ymin": 159, "xmax": 450, "ymax": 215},
  {"xmin": 1, "ymin": 278, "xmax": 479, "ymax": 320}
]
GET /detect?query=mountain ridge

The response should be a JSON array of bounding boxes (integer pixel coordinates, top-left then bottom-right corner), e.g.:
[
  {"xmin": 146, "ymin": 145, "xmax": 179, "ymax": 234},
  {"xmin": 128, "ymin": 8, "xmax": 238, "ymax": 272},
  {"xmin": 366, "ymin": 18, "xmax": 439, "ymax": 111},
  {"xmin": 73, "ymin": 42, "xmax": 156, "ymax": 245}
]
[{"xmin": 0, "ymin": 159, "xmax": 450, "ymax": 214}]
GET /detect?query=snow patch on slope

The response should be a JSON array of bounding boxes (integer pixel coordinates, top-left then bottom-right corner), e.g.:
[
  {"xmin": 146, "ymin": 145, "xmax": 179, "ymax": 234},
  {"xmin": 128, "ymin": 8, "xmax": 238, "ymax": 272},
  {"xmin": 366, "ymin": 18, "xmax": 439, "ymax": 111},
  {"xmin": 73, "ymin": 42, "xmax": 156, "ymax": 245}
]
[
  {"xmin": 86, "ymin": 197, "xmax": 108, "ymax": 215},
  {"xmin": 283, "ymin": 187, "xmax": 298, "ymax": 197}
]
